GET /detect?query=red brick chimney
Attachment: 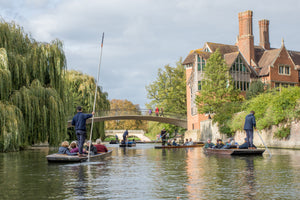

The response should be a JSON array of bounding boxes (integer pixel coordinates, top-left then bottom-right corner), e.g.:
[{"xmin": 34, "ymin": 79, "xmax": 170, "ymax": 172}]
[
  {"xmin": 237, "ymin": 10, "xmax": 254, "ymax": 64},
  {"xmin": 259, "ymin": 19, "xmax": 270, "ymax": 49}
]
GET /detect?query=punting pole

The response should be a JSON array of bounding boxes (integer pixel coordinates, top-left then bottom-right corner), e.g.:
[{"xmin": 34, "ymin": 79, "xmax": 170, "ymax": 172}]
[
  {"xmin": 256, "ymin": 130, "xmax": 272, "ymax": 158},
  {"xmin": 88, "ymin": 32, "xmax": 105, "ymax": 162}
]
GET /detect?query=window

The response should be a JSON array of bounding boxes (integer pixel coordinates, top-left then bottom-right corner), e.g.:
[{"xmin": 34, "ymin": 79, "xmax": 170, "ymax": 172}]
[
  {"xmin": 234, "ymin": 81, "xmax": 249, "ymax": 91},
  {"xmin": 198, "ymin": 81, "xmax": 201, "ymax": 90},
  {"xmin": 275, "ymin": 82, "xmax": 294, "ymax": 88},
  {"xmin": 230, "ymin": 56, "xmax": 248, "ymax": 72},
  {"xmin": 279, "ymin": 65, "xmax": 290, "ymax": 75},
  {"xmin": 197, "ymin": 55, "xmax": 205, "ymax": 71}
]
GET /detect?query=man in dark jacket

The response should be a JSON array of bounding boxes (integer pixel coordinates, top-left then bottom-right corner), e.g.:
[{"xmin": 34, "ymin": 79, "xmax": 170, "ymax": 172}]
[
  {"xmin": 244, "ymin": 111, "xmax": 256, "ymax": 149},
  {"xmin": 72, "ymin": 106, "xmax": 94, "ymax": 157}
]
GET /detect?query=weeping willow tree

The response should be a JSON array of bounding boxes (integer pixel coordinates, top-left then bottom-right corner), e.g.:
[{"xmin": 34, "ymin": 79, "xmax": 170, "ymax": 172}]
[
  {"xmin": 0, "ymin": 102, "xmax": 25, "ymax": 151},
  {"xmin": 0, "ymin": 21, "xmax": 109, "ymax": 151},
  {"xmin": 0, "ymin": 21, "xmax": 67, "ymax": 151},
  {"xmin": 11, "ymin": 80, "xmax": 66, "ymax": 146},
  {"xmin": 65, "ymin": 70, "xmax": 110, "ymax": 141}
]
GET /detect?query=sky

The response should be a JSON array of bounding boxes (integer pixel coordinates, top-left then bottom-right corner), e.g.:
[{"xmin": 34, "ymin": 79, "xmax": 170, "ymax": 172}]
[{"xmin": 1, "ymin": 0, "xmax": 300, "ymax": 107}]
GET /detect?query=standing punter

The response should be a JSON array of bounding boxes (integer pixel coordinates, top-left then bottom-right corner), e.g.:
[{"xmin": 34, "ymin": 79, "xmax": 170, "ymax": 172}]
[
  {"xmin": 72, "ymin": 106, "xmax": 95, "ymax": 157},
  {"xmin": 244, "ymin": 111, "xmax": 257, "ymax": 149}
]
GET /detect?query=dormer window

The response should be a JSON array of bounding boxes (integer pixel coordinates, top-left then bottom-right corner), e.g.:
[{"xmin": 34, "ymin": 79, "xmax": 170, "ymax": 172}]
[{"xmin": 230, "ymin": 56, "xmax": 248, "ymax": 72}]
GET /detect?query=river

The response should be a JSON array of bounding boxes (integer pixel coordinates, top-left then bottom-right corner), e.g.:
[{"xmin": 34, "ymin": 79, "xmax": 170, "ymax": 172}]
[{"xmin": 0, "ymin": 144, "xmax": 300, "ymax": 200}]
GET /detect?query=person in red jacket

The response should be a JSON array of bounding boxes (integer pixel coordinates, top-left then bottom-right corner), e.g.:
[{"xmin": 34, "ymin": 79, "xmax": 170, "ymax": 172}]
[{"xmin": 94, "ymin": 139, "xmax": 108, "ymax": 152}]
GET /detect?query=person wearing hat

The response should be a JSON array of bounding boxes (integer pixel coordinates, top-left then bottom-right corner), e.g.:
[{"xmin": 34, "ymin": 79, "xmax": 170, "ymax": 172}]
[
  {"xmin": 244, "ymin": 111, "xmax": 257, "ymax": 149},
  {"xmin": 71, "ymin": 106, "xmax": 95, "ymax": 157}
]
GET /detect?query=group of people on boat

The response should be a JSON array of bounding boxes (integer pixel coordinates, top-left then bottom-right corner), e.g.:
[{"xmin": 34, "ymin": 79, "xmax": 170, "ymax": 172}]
[
  {"xmin": 204, "ymin": 137, "xmax": 256, "ymax": 149},
  {"xmin": 57, "ymin": 106, "xmax": 108, "ymax": 157},
  {"xmin": 58, "ymin": 139, "xmax": 108, "ymax": 156},
  {"xmin": 204, "ymin": 110, "xmax": 258, "ymax": 150}
]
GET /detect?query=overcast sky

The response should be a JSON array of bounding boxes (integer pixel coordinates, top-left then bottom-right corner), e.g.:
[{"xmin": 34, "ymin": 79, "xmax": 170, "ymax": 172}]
[{"xmin": 1, "ymin": 0, "xmax": 299, "ymax": 107}]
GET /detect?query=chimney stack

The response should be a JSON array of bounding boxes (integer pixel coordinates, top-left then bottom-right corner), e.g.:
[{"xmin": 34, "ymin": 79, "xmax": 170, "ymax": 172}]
[
  {"xmin": 259, "ymin": 19, "xmax": 270, "ymax": 49},
  {"xmin": 237, "ymin": 10, "xmax": 254, "ymax": 64}
]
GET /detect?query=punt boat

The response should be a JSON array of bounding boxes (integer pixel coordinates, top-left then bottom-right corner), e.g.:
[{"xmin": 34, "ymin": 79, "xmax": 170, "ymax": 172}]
[
  {"xmin": 154, "ymin": 144, "xmax": 204, "ymax": 149},
  {"xmin": 46, "ymin": 150, "xmax": 112, "ymax": 163},
  {"xmin": 119, "ymin": 143, "xmax": 136, "ymax": 147},
  {"xmin": 203, "ymin": 148, "xmax": 265, "ymax": 155}
]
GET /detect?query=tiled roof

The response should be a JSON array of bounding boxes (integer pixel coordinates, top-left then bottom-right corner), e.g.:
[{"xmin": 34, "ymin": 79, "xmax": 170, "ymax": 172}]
[
  {"xmin": 258, "ymin": 48, "xmax": 281, "ymax": 76},
  {"xmin": 224, "ymin": 52, "xmax": 239, "ymax": 67},
  {"xmin": 183, "ymin": 52, "xmax": 195, "ymax": 65},
  {"xmin": 288, "ymin": 50, "xmax": 300, "ymax": 70},
  {"xmin": 205, "ymin": 42, "xmax": 238, "ymax": 54}
]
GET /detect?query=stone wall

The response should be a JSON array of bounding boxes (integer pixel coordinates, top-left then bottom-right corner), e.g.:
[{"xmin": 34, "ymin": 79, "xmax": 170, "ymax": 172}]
[{"xmin": 184, "ymin": 119, "xmax": 300, "ymax": 149}]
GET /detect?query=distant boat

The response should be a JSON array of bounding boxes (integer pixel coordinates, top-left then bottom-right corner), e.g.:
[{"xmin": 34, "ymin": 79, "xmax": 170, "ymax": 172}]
[
  {"xmin": 154, "ymin": 144, "xmax": 204, "ymax": 149},
  {"xmin": 119, "ymin": 143, "xmax": 136, "ymax": 147},
  {"xmin": 46, "ymin": 150, "xmax": 112, "ymax": 163},
  {"xmin": 203, "ymin": 148, "xmax": 265, "ymax": 155}
]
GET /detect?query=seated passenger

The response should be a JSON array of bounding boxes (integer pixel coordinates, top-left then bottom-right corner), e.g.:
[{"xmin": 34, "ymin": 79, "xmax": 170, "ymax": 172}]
[
  {"xmin": 85, "ymin": 140, "xmax": 98, "ymax": 155},
  {"xmin": 204, "ymin": 139, "xmax": 215, "ymax": 148},
  {"xmin": 167, "ymin": 140, "xmax": 172, "ymax": 146},
  {"xmin": 223, "ymin": 138, "xmax": 238, "ymax": 149},
  {"xmin": 239, "ymin": 138, "xmax": 256, "ymax": 149},
  {"xmin": 184, "ymin": 138, "xmax": 189, "ymax": 146},
  {"xmin": 238, "ymin": 138, "xmax": 249, "ymax": 149},
  {"xmin": 132, "ymin": 139, "xmax": 136, "ymax": 144},
  {"xmin": 188, "ymin": 138, "xmax": 194, "ymax": 145},
  {"xmin": 58, "ymin": 141, "xmax": 78, "ymax": 156},
  {"xmin": 172, "ymin": 138, "xmax": 179, "ymax": 146},
  {"xmin": 214, "ymin": 139, "xmax": 224, "ymax": 149},
  {"xmin": 94, "ymin": 139, "xmax": 108, "ymax": 152},
  {"xmin": 70, "ymin": 141, "xmax": 79, "ymax": 153}
]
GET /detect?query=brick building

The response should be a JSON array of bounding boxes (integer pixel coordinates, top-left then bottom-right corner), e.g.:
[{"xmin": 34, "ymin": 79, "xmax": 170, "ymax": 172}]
[{"xmin": 183, "ymin": 10, "xmax": 300, "ymax": 131}]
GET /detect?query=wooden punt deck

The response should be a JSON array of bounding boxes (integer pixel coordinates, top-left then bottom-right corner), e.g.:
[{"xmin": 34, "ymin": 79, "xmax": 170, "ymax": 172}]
[
  {"xmin": 203, "ymin": 148, "xmax": 265, "ymax": 155},
  {"xmin": 154, "ymin": 144, "xmax": 204, "ymax": 149},
  {"xmin": 47, "ymin": 150, "xmax": 112, "ymax": 163}
]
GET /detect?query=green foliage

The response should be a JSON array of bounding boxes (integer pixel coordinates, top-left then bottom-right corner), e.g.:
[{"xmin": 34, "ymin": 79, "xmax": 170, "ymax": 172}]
[
  {"xmin": 274, "ymin": 126, "xmax": 291, "ymax": 139},
  {"xmin": 195, "ymin": 49, "xmax": 241, "ymax": 114},
  {"xmin": 0, "ymin": 102, "xmax": 24, "ymax": 152},
  {"xmin": 146, "ymin": 58, "xmax": 186, "ymax": 116},
  {"xmin": 212, "ymin": 102, "xmax": 242, "ymax": 136},
  {"xmin": 145, "ymin": 58, "xmax": 186, "ymax": 133},
  {"xmin": 65, "ymin": 70, "xmax": 110, "ymax": 142},
  {"xmin": 231, "ymin": 87, "xmax": 300, "ymax": 132},
  {"xmin": 246, "ymin": 80, "xmax": 267, "ymax": 100},
  {"xmin": 0, "ymin": 21, "xmax": 109, "ymax": 151}
]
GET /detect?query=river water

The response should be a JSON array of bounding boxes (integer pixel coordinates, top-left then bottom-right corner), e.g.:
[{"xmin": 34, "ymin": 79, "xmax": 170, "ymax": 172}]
[{"xmin": 0, "ymin": 144, "xmax": 300, "ymax": 200}]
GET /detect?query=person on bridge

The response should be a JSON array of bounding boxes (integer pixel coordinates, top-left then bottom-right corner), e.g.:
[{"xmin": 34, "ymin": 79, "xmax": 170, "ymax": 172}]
[
  {"xmin": 123, "ymin": 129, "xmax": 129, "ymax": 142},
  {"xmin": 94, "ymin": 139, "xmax": 108, "ymax": 152},
  {"xmin": 160, "ymin": 108, "xmax": 164, "ymax": 117},
  {"xmin": 161, "ymin": 128, "xmax": 167, "ymax": 146},
  {"xmin": 71, "ymin": 106, "xmax": 95, "ymax": 157},
  {"xmin": 155, "ymin": 107, "xmax": 159, "ymax": 117},
  {"xmin": 244, "ymin": 111, "xmax": 257, "ymax": 149},
  {"xmin": 149, "ymin": 109, "xmax": 152, "ymax": 115}
]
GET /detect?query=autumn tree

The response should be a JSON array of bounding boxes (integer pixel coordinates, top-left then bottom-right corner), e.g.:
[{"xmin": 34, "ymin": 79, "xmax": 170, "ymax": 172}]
[{"xmin": 105, "ymin": 99, "xmax": 146, "ymax": 130}]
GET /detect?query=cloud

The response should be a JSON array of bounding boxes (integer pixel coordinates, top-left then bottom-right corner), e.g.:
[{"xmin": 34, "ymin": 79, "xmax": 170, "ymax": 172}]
[{"xmin": 0, "ymin": 0, "xmax": 300, "ymax": 107}]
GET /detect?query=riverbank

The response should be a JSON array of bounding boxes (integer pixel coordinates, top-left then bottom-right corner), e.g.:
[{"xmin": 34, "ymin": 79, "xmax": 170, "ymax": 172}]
[{"xmin": 185, "ymin": 119, "xmax": 300, "ymax": 149}]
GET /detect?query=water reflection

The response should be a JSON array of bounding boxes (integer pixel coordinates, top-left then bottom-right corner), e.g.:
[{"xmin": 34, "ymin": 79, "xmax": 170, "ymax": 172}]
[{"xmin": 1, "ymin": 146, "xmax": 300, "ymax": 199}]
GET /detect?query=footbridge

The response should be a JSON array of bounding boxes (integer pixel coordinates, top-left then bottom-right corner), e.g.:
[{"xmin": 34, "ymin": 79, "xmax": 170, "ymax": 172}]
[{"xmin": 67, "ymin": 109, "xmax": 187, "ymax": 129}]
